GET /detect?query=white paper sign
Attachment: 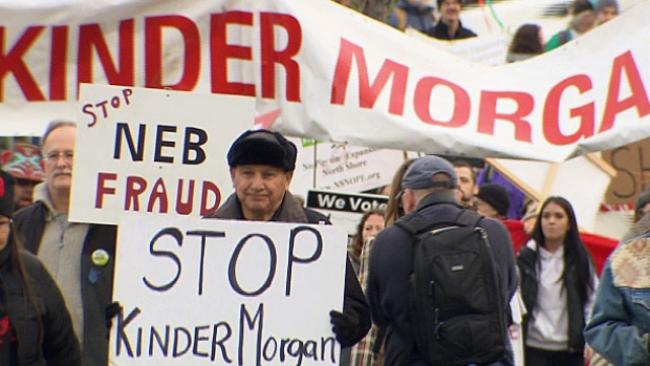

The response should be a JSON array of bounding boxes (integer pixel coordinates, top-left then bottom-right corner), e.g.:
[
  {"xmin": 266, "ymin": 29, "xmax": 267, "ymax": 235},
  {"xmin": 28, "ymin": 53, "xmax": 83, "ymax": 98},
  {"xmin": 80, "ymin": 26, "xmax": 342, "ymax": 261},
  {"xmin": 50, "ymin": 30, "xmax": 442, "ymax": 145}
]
[
  {"xmin": 291, "ymin": 140, "xmax": 405, "ymax": 195},
  {"xmin": 70, "ymin": 84, "xmax": 253, "ymax": 224},
  {"xmin": 110, "ymin": 215, "xmax": 347, "ymax": 366}
]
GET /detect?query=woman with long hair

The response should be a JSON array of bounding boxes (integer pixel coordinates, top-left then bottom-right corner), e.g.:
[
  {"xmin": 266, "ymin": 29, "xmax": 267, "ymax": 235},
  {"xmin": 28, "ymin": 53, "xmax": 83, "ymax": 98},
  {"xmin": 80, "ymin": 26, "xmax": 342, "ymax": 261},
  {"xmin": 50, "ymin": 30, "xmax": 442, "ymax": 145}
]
[
  {"xmin": 0, "ymin": 171, "xmax": 80, "ymax": 365},
  {"xmin": 348, "ymin": 209, "xmax": 386, "ymax": 275},
  {"xmin": 517, "ymin": 196, "xmax": 597, "ymax": 366}
]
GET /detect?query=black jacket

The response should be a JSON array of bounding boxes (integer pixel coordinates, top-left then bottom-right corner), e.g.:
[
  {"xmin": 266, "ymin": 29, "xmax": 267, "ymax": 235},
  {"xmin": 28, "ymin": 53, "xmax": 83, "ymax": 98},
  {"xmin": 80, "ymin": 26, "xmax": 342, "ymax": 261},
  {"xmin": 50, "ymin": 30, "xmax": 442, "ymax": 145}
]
[
  {"xmin": 13, "ymin": 202, "xmax": 117, "ymax": 366},
  {"xmin": 209, "ymin": 192, "xmax": 371, "ymax": 347},
  {"xmin": 367, "ymin": 191, "xmax": 517, "ymax": 366},
  {"xmin": 0, "ymin": 245, "xmax": 81, "ymax": 366},
  {"xmin": 517, "ymin": 246, "xmax": 587, "ymax": 353},
  {"xmin": 427, "ymin": 20, "xmax": 477, "ymax": 40}
]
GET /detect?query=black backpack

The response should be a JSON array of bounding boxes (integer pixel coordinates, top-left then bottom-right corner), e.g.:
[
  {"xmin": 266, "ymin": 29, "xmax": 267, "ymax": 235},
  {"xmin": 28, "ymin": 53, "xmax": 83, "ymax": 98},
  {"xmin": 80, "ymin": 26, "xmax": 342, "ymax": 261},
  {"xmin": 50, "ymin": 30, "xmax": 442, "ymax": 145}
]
[{"xmin": 394, "ymin": 209, "xmax": 507, "ymax": 365}]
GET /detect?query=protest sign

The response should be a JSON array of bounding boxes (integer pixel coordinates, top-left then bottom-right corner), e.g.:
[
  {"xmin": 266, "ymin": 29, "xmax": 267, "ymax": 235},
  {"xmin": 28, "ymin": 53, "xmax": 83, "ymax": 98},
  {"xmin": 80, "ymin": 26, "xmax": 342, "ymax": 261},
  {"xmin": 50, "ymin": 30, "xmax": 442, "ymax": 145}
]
[
  {"xmin": 291, "ymin": 140, "xmax": 405, "ymax": 195},
  {"xmin": 0, "ymin": 0, "xmax": 648, "ymax": 162},
  {"xmin": 69, "ymin": 84, "xmax": 253, "ymax": 225},
  {"xmin": 305, "ymin": 189, "xmax": 388, "ymax": 235},
  {"xmin": 603, "ymin": 138, "xmax": 650, "ymax": 205},
  {"xmin": 110, "ymin": 215, "xmax": 347, "ymax": 366}
]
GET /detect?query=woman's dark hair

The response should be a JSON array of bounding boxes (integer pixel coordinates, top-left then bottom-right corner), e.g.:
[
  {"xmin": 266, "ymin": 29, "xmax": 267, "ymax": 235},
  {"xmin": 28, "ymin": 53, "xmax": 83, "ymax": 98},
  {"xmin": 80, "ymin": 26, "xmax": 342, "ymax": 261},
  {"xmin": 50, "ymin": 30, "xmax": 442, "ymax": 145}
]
[
  {"xmin": 385, "ymin": 159, "xmax": 415, "ymax": 226},
  {"xmin": 508, "ymin": 24, "xmax": 544, "ymax": 55},
  {"xmin": 2, "ymin": 225, "xmax": 41, "ymax": 325},
  {"xmin": 350, "ymin": 209, "xmax": 386, "ymax": 261},
  {"xmin": 531, "ymin": 196, "xmax": 595, "ymax": 304}
]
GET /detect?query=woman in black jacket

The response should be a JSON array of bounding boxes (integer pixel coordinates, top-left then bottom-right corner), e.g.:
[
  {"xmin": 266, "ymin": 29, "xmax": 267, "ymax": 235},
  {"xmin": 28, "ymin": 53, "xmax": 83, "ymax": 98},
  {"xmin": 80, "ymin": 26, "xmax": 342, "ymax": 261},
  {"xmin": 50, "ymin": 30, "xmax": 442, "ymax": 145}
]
[
  {"xmin": 0, "ymin": 171, "xmax": 80, "ymax": 365},
  {"xmin": 517, "ymin": 196, "xmax": 596, "ymax": 366}
]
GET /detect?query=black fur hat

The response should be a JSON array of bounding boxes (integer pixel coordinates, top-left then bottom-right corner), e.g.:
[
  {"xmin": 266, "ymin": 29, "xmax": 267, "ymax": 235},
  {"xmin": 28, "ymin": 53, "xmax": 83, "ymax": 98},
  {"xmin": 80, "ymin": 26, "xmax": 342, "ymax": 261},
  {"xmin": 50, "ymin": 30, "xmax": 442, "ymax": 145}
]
[{"xmin": 227, "ymin": 129, "xmax": 297, "ymax": 171}]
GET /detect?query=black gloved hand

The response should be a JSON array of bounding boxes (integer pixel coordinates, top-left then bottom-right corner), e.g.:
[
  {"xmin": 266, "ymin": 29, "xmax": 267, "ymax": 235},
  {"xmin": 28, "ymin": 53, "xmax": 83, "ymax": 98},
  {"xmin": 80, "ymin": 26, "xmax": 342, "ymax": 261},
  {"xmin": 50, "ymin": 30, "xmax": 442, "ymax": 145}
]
[
  {"xmin": 105, "ymin": 301, "xmax": 122, "ymax": 334},
  {"xmin": 330, "ymin": 309, "xmax": 360, "ymax": 348}
]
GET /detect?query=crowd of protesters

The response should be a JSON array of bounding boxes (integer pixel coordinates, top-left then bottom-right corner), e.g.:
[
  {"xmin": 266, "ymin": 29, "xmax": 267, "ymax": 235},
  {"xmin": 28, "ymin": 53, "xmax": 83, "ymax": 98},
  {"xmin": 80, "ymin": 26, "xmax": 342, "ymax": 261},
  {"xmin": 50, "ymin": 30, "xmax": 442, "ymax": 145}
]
[{"xmin": 1, "ymin": 0, "xmax": 648, "ymax": 365}]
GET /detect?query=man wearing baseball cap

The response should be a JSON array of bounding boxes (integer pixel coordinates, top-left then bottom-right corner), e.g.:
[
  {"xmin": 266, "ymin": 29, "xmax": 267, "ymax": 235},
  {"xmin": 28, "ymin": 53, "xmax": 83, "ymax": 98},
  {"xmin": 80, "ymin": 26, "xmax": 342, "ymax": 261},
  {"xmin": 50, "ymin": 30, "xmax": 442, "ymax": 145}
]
[
  {"xmin": 207, "ymin": 129, "xmax": 371, "ymax": 348},
  {"xmin": 367, "ymin": 155, "xmax": 517, "ymax": 366}
]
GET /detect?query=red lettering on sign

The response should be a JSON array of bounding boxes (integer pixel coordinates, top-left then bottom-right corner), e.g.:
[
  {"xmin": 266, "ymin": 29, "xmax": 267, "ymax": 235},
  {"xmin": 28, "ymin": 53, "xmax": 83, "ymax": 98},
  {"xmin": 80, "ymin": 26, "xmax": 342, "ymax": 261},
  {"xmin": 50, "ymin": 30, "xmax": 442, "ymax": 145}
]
[
  {"xmin": 49, "ymin": 26, "xmax": 68, "ymax": 100},
  {"xmin": 145, "ymin": 15, "xmax": 200, "ymax": 91},
  {"xmin": 478, "ymin": 91, "xmax": 533, "ymax": 142},
  {"xmin": 260, "ymin": 12, "xmax": 302, "ymax": 101},
  {"xmin": 125, "ymin": 175, "xmax": 147, "ymax": 211},
  {"xmin": 414, "ymin": 77, "xmax": 469, "ymax": 127},
  {"xmin": 96, "ymin": 172, "xmax": 117, "ymax": 208},
  {"xmin": 210, "ymin": 11, "xmax": 255, "ymax": 96},
  {"xmin": 330, "ymin": 38, "xmax": 408, "ymax": 115},
  {"xmin": 543, "ymin": 75, "xmax": 594, "ymax": 145},
  {"xmin": 78, "ymin": 20, "xmax": 135, "ymax": 87},
  {"xmin": 148, "ymin": 178, "xmax": 169, "ymax": 213},
  {"xmin": 0, "ymin": 26, "xmax": 45, "ymax": 101},
  {"xmin": 600, "ymin": 51, "xmax": 650, "ymax": 132}
]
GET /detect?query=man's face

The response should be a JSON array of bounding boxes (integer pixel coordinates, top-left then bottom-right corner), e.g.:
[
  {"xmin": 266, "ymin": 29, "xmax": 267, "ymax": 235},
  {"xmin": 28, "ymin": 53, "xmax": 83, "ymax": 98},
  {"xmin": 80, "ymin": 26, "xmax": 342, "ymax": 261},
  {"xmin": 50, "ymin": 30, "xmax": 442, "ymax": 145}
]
[
  {"xmin": 42, "ymin": 125, "xmax": 76, "ymax": 196},
  {"xmin": 596, "ymin": 6, "xmax": 617, "ymax": 24},
  {"xmin": 230, "ymin": 165, "xmax": 293, "ymax": 220},
  {"xmin": 13, "ymin": 178, "xmax": 39, "ymax": 210},
  {"xmin": 440, "ymin": 0, "xmax": 461, "ymax": 23},
  {"xmin": 454, "ymin": 166, "xmax": 476, "ymax": 205}
]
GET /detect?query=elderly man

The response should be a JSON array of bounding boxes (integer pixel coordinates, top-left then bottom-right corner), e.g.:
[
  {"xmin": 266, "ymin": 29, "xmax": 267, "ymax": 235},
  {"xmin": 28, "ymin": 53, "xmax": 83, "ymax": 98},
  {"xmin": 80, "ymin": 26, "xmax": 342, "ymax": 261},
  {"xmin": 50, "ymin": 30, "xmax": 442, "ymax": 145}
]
[
  {"xmin": 14, "ymin": 121, "xmax": 117, "ymax": 366},
  {"xmin": 207, "ymin": 129, "xmax": 371, "ymax": 349},
  {"xmin": 367, "ymin": 155, "xmax": 517, "ymax": 366}
]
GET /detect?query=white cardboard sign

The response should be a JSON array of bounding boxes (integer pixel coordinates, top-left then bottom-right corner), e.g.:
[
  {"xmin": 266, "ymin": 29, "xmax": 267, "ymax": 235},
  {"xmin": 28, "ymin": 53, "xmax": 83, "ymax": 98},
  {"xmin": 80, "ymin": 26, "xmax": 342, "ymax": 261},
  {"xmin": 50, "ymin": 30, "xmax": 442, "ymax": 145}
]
[
  {"xmin": 70, "ymin": 84, "xmax": 253, "ymax": 224},
  {"xmin": 110, "ymin": 215, "xmax": 347, "ymax": 366}
]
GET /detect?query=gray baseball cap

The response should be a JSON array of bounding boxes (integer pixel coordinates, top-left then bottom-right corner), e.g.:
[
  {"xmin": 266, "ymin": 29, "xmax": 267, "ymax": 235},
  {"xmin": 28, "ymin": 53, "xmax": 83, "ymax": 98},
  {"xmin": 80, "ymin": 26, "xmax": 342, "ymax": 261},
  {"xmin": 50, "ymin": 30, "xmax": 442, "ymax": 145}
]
[{"xmin": 401, "ymin": 155, "xmax": 457, "ymax": 189}]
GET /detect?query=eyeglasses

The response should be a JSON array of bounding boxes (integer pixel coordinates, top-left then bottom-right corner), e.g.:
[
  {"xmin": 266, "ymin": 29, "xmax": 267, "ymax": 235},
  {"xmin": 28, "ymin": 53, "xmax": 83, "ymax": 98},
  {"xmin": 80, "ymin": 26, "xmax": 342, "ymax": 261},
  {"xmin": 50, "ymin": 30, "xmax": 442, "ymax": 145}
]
[
  {"xmin": 43, "ymin": 150, "xmax": 74, "ymax": 163},
  {"xmin": 0, "ymin": 218, "xmax": 12, "ymax": 227}
]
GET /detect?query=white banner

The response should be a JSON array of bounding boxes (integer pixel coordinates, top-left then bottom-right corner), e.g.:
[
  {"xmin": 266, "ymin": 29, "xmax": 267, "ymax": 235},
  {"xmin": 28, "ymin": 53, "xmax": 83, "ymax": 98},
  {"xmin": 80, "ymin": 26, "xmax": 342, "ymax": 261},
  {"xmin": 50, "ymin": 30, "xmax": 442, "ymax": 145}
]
[
  {"xmin": 69, "ymin": 84, "xmax": 253, "ymax": 224},
  {"xmin": 1, "ymin": 0, "xmax": 649, "ymax": 161},
  {"xmin": 111, "ymin": 215, "xmax": 347, "ymax": 366}
]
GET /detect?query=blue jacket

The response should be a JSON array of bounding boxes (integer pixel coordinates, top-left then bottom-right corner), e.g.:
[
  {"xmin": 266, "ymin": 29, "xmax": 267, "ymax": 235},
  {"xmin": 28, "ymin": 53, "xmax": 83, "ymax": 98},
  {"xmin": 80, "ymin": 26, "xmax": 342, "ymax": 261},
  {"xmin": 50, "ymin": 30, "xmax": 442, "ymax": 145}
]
[
  {"xmin": 387, "ymin": 0, "xmax": 435, "ymax": 32},
  {"xmin": 584, "ymin": 234, "xmax": 650, "ymax": 366},
  {"xmin": 367, "ymin": 191, "xmax": 517, "ymax": 366}
]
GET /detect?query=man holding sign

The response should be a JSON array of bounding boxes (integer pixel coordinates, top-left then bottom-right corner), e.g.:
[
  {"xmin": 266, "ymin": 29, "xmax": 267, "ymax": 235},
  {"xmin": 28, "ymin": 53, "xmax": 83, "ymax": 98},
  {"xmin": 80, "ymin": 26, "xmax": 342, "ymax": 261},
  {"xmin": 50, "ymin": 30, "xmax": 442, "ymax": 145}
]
[
  {"xmin": 14, "ymin": 121, "xmax": 117, "ymax": 366},
  {"xmin": 207, "ymin": 129, "xmax": 371, "ymax": 348}
]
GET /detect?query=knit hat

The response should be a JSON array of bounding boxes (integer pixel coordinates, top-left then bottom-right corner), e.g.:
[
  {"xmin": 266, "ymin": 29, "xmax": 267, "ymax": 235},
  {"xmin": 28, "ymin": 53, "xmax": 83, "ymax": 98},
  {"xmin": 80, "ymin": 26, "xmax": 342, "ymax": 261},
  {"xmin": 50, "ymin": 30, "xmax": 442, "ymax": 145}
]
[
  {"xmin": 594, "ymin": 0, "xmax": 618, "ymax": 12},
  {"xmin": 0, "ymin": 143, "xmax": 44, "ymax": 182},
  {"xmin": 402, "ymin": 155, "xmax": 457, "ymax": 190},
  {"xmin": 227, "ymin": 129, "xmax": 297, "ymax": 171},
  {"xmin": 0, "ymin": 171, "xmax": 15, "ymax": 218},
  {"xmin": 476, "ymin": 183, "xmax": 510, "ymax": 217}
]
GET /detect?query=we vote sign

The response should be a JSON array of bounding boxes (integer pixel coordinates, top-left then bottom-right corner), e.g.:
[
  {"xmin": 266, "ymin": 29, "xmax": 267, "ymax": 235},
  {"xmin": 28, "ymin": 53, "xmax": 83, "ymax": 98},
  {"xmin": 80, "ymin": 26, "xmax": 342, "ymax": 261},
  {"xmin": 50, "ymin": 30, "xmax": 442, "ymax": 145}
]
[{"xmin": 110, "ymin": 216, "xmax": 347, "ymax": 366}]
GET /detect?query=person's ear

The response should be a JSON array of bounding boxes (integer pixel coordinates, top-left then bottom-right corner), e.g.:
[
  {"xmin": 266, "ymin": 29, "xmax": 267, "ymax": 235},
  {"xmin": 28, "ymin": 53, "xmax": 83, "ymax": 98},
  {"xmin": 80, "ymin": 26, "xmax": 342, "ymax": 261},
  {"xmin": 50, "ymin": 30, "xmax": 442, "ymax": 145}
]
[{"xmin": 402, "ymin": 189, "xmax": 417, "ymax": 214}]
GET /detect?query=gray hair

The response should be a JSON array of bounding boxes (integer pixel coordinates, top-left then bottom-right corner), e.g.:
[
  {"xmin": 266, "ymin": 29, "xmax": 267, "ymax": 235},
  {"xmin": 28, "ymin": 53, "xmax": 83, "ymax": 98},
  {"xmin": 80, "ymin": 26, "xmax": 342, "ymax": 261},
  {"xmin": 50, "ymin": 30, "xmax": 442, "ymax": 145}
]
[{"xmin": 42, "ymin": 120, "xmax": 76, "ymax": 147}]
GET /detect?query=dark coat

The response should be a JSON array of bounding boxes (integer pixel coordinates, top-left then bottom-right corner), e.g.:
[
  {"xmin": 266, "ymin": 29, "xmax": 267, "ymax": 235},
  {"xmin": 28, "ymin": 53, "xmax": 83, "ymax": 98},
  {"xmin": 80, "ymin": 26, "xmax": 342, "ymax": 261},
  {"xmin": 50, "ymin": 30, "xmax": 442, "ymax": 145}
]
[
  {"xmin": 0, "ymin": 245, "xmax": 81, "ymax": 366},
  {"xmin": 209, "ymin": 192, "xmax": 372, "ymax": 347},
  {"xmin": 367, "ymin": 191, "xmax": 517, "ymax": 366},
  {"xmin": 13, "ymin": 202, "xmax": 117, "ymax": 366},
  {"xmin": 517, "ymin": 245, "xmax": 587, "ymax": 353},
  {"xmin": 427, "ymin": 20, "xmax": 477, "ymax": 40}
]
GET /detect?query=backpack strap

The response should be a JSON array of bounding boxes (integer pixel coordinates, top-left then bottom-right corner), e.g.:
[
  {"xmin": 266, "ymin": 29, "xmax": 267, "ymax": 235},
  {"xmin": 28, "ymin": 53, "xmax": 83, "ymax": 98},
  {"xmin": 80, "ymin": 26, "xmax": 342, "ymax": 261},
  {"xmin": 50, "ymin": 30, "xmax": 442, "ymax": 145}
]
[
  {"xmin": 456, "ymin": 209, "xmax": 483, "ymax": 228},
  {"xmin": 394, "ymin": 213, "xmax": 438, "ymax": 236}
]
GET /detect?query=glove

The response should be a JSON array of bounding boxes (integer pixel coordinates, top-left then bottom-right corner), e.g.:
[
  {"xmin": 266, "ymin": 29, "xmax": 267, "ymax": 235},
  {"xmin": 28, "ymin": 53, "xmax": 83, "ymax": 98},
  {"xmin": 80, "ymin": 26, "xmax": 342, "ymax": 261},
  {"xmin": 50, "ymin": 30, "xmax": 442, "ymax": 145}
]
[
  {"xmin": 105, "ymin": 301, "xmax": 122, "ymax": 334},
  {"xmin": 329, "ymin": 309, "xmax": 360, "ymax": 348}
]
